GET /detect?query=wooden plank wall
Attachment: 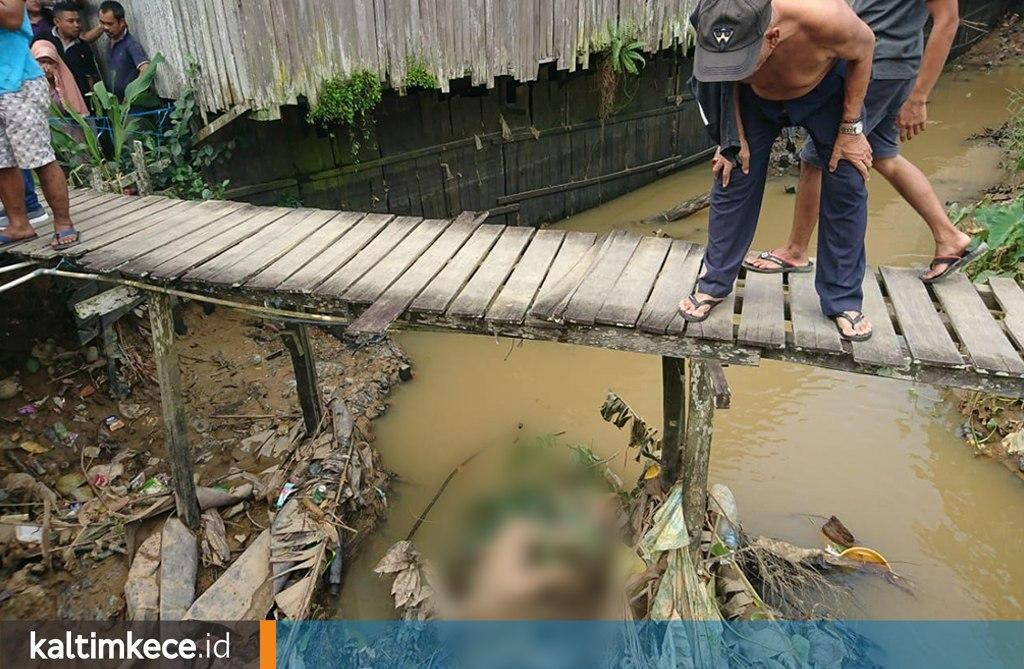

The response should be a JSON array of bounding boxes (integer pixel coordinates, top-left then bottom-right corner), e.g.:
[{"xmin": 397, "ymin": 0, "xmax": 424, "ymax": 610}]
[{"xmin": 108, "ymin": 0, "xmax": 697, "ymax": 113}]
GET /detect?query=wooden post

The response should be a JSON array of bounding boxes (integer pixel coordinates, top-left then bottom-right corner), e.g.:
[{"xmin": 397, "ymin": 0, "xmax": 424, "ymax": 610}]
[
  {"xmin": 149, "ymin": 293, "xmax": 200, "ymax": 530},
  {"xmin": 681, "ymin": 359, "xmax": 714, "ymax": 547},
  {"xmin": 660, "ymin": 356, "xmax": 685, "ymax": 492},
  {"xmin": 281, "ymin": 322, "xmax": 322, "ymax": 433}
]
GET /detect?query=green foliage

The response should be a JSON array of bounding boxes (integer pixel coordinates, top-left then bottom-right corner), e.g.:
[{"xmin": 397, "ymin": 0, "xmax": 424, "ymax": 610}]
[
  {"xmin": 276, "ymin": 193, "xmax": 304, "ymax": 208},
  {"xmin": 606, "ymin": 21, "xmax": 646, "ymax": 76},
  {"xmin": 144, "ymin": 61, "xmax": 233, "ymax": 200},
  {"xmin": 965, "ymin": 197, "xmax": 1024, "ymax": 284},
  {"xmin": 51, "ymin": 53, "xmax": 166, "ymax": 182},
  {"xmin": 307, "ymin": 70, "xmax": 383, "ymax": 128},
  {"xmin": 404, "ymin": 57, "xmax": 438, "ymax": 90},
  {"xmin": 1007, "ymin": 88, "xmax": 1024, "ymax": 172}
]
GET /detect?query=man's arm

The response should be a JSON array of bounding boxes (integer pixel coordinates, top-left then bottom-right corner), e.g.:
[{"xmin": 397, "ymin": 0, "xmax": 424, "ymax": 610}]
[
  {"xmin": 808, "ymin": 0, "xmax": 875, "ymax": 179},
  {"xmin": 0, "ymin": 0, "xmax": 26, "ymax": 31},
  {"xmin": 898, "ymin": 0, "xmax": 959, "ymax": 140},
  {"xmin": 80, "ymin": 25, "xmax": 103, "ymax": 43}
]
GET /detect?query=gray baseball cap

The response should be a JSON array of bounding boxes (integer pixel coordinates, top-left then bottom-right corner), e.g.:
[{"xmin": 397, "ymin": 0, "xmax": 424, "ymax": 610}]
[{"xmin": 692, "ymin": 0, "xmax": 773, "ymax": 82}]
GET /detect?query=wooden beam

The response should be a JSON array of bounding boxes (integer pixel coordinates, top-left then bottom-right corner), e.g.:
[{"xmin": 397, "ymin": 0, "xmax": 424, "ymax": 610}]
[
  {"xmin": 148, "ymin": 293, "xmax": 200, "ymax": 530},
  {"xmin": 280, "ymin": 322, "xmax": 323, "ymax": 433},
  {"xmin": 660, "ymin": 356, "xmax": 685, "ymax": 492},
  {"xmin": 681, "ymin": 359, "xmax": 714, "ymax": 550},
  {"xmin": 707, "ymin": 361, "xmax": 731, "ymax": 409},
  {"xmin": 192, "ymin": 104, "xmax": 251, "ymax": 145}
]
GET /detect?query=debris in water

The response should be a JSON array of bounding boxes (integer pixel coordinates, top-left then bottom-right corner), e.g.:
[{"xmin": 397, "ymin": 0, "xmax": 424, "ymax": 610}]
[{"xmin": 822, "ymin": 515, "xmax": 857, "ymax": 549}]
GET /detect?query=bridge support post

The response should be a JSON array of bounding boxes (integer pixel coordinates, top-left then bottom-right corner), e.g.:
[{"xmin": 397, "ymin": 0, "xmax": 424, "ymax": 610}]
[
  {"xmin": 660, "ymin": 356, "xmax": 685, "ymax": 491},
  {"xmin": 281, "ymin": 321, "xmax": 323, "ymax": 433},
  {"xmin": 660, "ymin": 357, "xmax": 716, "ymax": 549},
  {"xmin": 681, "ymin": 359, "xmax": 714, "ymax": 544},
  {"xmin": 148, "ymin": 293, "xmax": 201, "ymax": 530}
]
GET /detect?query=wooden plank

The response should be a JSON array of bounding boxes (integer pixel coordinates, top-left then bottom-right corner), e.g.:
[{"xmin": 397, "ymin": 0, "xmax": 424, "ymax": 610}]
[
  {"xmin": 19, "ymin": 196, "xmax": 173, "ymax": 258},
  {"xmin": 79, "ymin": 201, "xmax": 247, "ymax": 273},
  {"xmin": 789, "ymin": 268, "xmax": 844, "ymax": 353},
  {"xmin": 118, "ymin": 204, "xmax": 266, "ymax": 277},
  {"xmin": 447, "ymin": 226, "xmax": 535, "ymax": 319},
  {"xmin": 597, "ymin": 235, "xmax": 672, "ymax": 328},
  {"xmin": 183, "ymin": 209, "xmax": 339, "ymax": 286},
  {"xmin": 244, "ymin": 211, "xmax": 365, "ymax": 290},
  {"xmin": 737, "ymin": 271, "xmax": 785, "ymax": 349},
  {"xmin": 563, "ymin": 231, "xmax": 642, "ymax": 326},
  {"xmin": 348, "ymin": 213, "xmax": 485, "ymax": 333},
  {"xmin": 28, "ymin": 199, "xmax": 193, "ymax": 260},
  {"xmin": 932, "ymin": 273, "xmax": 1024, "ymax": 375},
  {"xmin": 277, "ymin": 214, "xmax": 394, "ymax": 293},
  {"xmin": 314, "ymin": 216, "xmax": 422, "ymax": 297},
  {"xmin": 989, "ymin": 277, "xmax": 1024, "ymax": 351},
  {"xmin": 67, "ymin": 192, "xmax": 134, "ymax": 220},
  {"xmin": 852, "ymin": 268, "xmax": 909, "ymax": 368},
  {"xmin": 534, "ymin": 231, "xmax": 598, "ymax": 297},
  {"xmin": 410, "ymin": 224, "xmax": 505, "ymax": 314},
  {"xmin": 344, "ymin": 218, "xmax": 451, "ymax": 304},
  {"xmin": 486, "ymin": 229, "xmax": 566, "ymax": 325},
  {"xmin": 531, "ymin": 232, "xmax": 613, "ymax": 322},
  {"xmin": 880, "ymin": 266, "xmax": 963, "ymax": 367},
  {"xmin": 637, "ymin": 241, "xmax": 701, "ymax": 335},
  {"xmin": 147, "ymin": 207, "xmax": 296, "ymax": 280}
]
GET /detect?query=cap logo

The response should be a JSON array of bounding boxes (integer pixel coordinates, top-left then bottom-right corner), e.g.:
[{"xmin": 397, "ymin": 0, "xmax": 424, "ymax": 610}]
[{"xmin": 712, "ymin": 25, "xmax": 734, "ymax": 48}]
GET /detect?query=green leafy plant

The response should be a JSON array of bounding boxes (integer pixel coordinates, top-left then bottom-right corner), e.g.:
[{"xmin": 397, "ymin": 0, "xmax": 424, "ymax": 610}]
[
  {"xmin": 964, "ymin": 197, "xmax": 1024, "ymax": 283},
  {"xmin": 607, "ymin": 21, "xmax": 646, "ymax": 76},
  {"xmin": 307, "ymin": 70, "xmax": 382, "ymax": 128},
  {"xmin": 143, "ymin": 60, "xmax": 233, "ymax": 200},
  {"xmin": 404, "ymin": 57, "xmax": 438, "ymax": 90},
  {"xmin": 50, "ymin": 53, "xmax": 166, "ymax": 183},
  {"xmin": 597, "ymin": 22, "xmax": 645, "ymax": 122}
]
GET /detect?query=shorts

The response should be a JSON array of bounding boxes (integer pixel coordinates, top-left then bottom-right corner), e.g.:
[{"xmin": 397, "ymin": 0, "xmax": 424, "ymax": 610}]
[
  {"xmin": 0, "ymin": 77, "xmax": 56, "ymax": 170},
  {"xmin": 800, "ymin": 77, "xmax": 915, "ymax": 168}
]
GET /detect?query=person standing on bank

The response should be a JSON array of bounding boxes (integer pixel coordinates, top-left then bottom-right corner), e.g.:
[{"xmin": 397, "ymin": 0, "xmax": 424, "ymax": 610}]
[
  {"xmin": 37, "ymin": 1, "xmax": 98, "ymax": 99},
  {"xmin": 0, "ymin": 0, "xmax": 78, "ymax": 248},
  {"xmin": 97, "ymin": 1, "xmax": 149, "ymax": 101},
  {"xmin": 680, "ymin": 0, "xmax": 876, "ymax": 341},
  {"xmin": 743, "ymin": 0, "xmax": 983, "ymax": 284}
]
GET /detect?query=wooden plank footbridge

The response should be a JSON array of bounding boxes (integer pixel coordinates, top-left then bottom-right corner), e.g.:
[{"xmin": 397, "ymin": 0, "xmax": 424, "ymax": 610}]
[{"xmin": 4, "ymin": 188, "xmax": 1024, "ymax": 530}]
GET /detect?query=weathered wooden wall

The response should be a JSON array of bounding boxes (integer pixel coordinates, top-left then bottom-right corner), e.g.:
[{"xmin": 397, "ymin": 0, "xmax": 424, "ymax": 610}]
[
  {"xmin": 213, "ymin": 54, "xmax": 711, "ymax": 226},
  {"xmin": 104, "ymin": 0, "xmax": 696, "ymax": 113}
]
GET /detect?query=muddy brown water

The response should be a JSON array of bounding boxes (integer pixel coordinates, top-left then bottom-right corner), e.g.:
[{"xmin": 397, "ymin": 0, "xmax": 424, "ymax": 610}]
[{"xmin": 340, "ymin": 65, "xmax": 1024, "ymax": 620}]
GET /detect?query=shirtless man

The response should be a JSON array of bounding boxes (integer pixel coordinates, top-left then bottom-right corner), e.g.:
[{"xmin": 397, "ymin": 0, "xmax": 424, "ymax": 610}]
[
  {"xmin": 680, "ymin": 0, "xmax": 875, "ymax": 341},
  {"xmin": 744, "ymin": 0, "xmax": 980, "ymax": 284}
]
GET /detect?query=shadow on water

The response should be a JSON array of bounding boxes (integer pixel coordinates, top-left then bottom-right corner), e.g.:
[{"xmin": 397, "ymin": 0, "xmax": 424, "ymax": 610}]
[{"xmin": 340, "ymin": 65, "xmax": 1024, "ymax": 621}]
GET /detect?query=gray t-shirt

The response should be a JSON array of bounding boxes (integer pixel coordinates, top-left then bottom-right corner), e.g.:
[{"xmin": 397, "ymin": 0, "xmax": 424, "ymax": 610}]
[{"xmin": 854, "ymin": 0, "xmax": 931, "ymax": 80}]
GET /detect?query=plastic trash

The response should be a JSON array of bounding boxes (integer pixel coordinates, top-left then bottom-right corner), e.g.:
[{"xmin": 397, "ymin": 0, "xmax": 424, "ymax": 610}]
[{"xmin": 710, "ymin": 483, "xmax": 740, "ymax": 550}]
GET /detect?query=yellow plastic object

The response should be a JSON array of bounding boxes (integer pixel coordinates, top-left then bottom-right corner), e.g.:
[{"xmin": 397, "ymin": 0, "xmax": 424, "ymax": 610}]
[{"xmin": 840, "ymin": 546, "xmax": 890, "ymax": 570}]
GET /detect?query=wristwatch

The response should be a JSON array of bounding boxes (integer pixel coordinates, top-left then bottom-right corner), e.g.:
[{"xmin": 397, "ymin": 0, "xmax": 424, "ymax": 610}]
[{"xmin": 838, "ymin": 118, "xmax": 864, "ymax": 135}]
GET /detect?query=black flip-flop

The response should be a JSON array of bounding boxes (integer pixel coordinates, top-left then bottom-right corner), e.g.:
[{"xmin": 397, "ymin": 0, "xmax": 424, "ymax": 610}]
[
  {"xmin": 920, "ymin": 240, "xmax": 988, "ymax": 284},
  {"xmin": 678, "ymin": 293, "xmax": 725, "ymax": 323},
  {"xmin": 834, "ymin": 311, "xmax": 873, "ymax": 342},
  {"xmin": 742, "ymin": 251, "xmax": 814, "ymax": 274}
]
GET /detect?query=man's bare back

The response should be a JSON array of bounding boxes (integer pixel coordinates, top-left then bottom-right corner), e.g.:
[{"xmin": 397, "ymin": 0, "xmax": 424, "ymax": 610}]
[{"xmin": 742, "ymin": 0, "xmax": 863, "ymax": 102}]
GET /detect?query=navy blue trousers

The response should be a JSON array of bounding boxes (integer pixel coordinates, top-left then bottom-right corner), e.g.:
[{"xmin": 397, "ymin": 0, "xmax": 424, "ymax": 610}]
[{"xmin": 698, "ymin": 65, "xmax": 867, "ymax": 317}]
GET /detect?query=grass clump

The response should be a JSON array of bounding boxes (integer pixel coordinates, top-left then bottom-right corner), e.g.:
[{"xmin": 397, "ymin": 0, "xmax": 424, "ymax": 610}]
[
  {"xmin": 404, "ymin": 58, "xmax": 438, "ymax": 90},
  {"xmin": 307, "ymin": 70, "xmax": 382, "ymax": 128}
]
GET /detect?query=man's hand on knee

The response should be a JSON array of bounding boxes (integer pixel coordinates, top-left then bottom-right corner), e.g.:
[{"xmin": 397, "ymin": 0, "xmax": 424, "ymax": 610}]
[
  {"xmin": 711, "ymin": 146, "xmax": 749, "ymax": 189},
  {"xmin": 828, "ymin": 132, "xmax": 872, "ymax": 181}
]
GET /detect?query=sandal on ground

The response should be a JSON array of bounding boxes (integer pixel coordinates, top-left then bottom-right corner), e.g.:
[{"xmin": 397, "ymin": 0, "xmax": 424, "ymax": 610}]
[
  {"xmin": 678, "ymin": 293, "xmax": 725, "ymax": 323},
  {"xmin": 920, "ymin": 240, "xmax": 988, "ymax": 284},
  {"xmin": 50, "ymin": 227, "xmax": 80, "ymax": 249},
  {"xmin": 0, "ymin": 230, "xmax": 39, "ymax": 246},
  {"xmin": 742, "ymin": 251, "xmax": 814, "ymax": 274},
  {"xmin": 834, "ymin": 311, "xmax": 873, "ymax": 342}
]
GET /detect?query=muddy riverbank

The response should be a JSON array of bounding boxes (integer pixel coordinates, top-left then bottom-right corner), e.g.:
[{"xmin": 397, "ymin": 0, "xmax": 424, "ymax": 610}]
[
  {"xmin": 0, "ymin": 304, "xmax": 408, "ymax": 620},
  {"xmin": 340, "ymin": 48, "xmax": 1024, "ymax": 621}
]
